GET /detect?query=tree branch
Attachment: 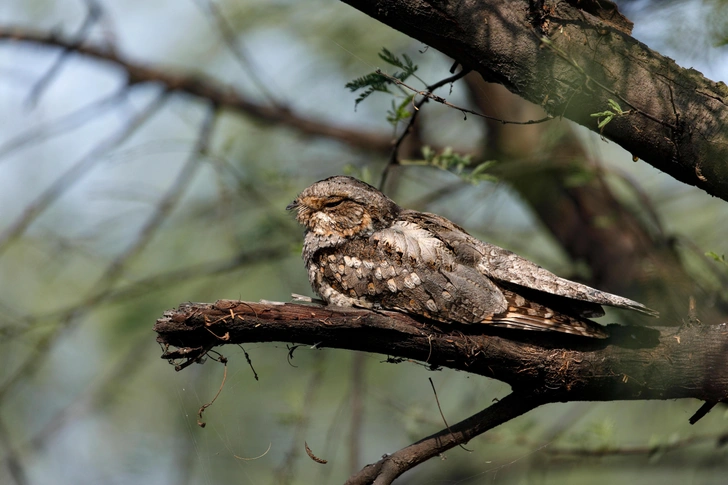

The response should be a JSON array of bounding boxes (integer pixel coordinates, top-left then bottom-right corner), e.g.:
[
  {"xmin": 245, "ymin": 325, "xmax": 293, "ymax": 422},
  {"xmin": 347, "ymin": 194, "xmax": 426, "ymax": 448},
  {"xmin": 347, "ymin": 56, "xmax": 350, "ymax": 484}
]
[
  {"xmin": 0, "ymin": 26, "xmax": 393, "ymax": 154},
  {"xmin": 338, "ymin": 0, "xmax": 728, "ymax": 201},
  {"xmin": 155, "ymin": 300, "xmax": 728, "ymax": 404},
  {"xmin": 154, "ymin": 299, "xmax": 728, "ymax": 483},
  {"xmin": 345, "ymin": 392, "xmax": 540, "ymax": 485}
]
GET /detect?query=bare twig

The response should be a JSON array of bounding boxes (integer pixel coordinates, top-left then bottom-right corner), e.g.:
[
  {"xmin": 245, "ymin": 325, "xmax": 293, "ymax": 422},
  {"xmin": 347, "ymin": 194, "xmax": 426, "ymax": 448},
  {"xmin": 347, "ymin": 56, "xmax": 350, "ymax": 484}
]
[
  {"xmin": 379, "ymin": 67, "xmax": 471, "ymax": 190},
  {"xmin": 543, "ymin": 430, "xmax": 728, "ymax": 457},
  {"xmin": 90, "ymin": 103, "xmax": 218, "ymax": 294},
  {"xmin": 197, "ymin": 352, "xmax": 228, "ymax": 427},
  {"xmin": 428, "ymin": 377, "xmax": 472, "ymax": 452},
  {"xmin": 345, "ymin": 392, "xmax": 541, "ymax": 485},
  {"xmin": 193, "ymin": 0, "xmax": 282, "ymax": 106},
  {"xmin": 238, "ymin": 345, "xmax": 259, "ymax": 381},
  {"xmin": 375, "ymin": 70, "xmax": 553, "ymax": 125},
  {"xmin": 689, "ymin": 400, "xmax": 717, "ymax": 425},
  {"xmin": 25, "ymin": 0, "xmax": 103, "ymax": 107},
  {"xmin": 0, "ymin": 87, "xmax": 127, "ymax": 162},
  {"xmin": 0, "ymin": 416, "xmax": 29, "ymax": 485},
  {"xmin": 0, "ymin": 28, "xmax": 393, "ymax": 154}
]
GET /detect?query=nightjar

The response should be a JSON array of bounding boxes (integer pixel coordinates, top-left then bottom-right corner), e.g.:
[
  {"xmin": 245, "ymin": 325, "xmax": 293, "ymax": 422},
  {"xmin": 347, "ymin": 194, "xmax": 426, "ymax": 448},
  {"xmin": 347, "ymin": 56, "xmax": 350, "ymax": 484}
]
[{"xmin": 287, "ymin": 176, "xmax": 658, "ymax": 338}]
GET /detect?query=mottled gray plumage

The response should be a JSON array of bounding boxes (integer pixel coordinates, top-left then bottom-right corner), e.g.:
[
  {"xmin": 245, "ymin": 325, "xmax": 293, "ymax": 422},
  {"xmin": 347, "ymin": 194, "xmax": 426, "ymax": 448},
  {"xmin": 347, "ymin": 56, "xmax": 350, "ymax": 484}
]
[{"xmin": 287, "ymin": 176, "xmax": 658, "ymax": 338}]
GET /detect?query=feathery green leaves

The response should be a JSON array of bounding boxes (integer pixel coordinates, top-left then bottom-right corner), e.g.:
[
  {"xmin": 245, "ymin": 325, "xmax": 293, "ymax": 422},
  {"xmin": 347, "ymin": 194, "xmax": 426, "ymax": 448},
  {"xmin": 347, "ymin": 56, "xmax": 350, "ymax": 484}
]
[{"xmin": 345, "ymin": 48, "xmax": 419, "ymax": 108}]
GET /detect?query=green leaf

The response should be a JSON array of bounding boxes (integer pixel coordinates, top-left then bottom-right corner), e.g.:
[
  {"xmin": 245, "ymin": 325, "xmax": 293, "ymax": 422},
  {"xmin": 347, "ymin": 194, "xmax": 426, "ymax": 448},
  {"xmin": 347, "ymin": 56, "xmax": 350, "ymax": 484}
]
[
  {"xmin": 345, "ymin": 72, "xmax": 392, "ymax": 108},
  {"xmin": 378, "ymin": 48, "xmax": 417, "ymax": 78},
  {"xmin": 386, "ymin": 95, "xmax": 415, "ymax": 126},
  {"xmin": 607, "ymin": 98, "xmax": 624, "ymax": 114},
  {"xmin": 597, "ymin": 115, "xmax": 614, "ymax": 129},
  {"xmin": 590, "ymin": 110, "xmax": 614, "ymax": 118},
  {"xmin": 346, "ymin": 48, "xmax": 420, "ymax": 109},
  {"xmin": 706, "ymin": 251, "xmax": 728, "ymax": 266},
  {"xmin": 471, "ymin": 160, "xmax": 497, "ymax": 176}
]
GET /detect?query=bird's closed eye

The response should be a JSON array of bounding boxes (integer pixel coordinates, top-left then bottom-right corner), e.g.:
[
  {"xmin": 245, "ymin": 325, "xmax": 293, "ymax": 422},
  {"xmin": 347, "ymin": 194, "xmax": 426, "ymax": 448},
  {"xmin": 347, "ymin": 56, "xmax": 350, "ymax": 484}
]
[{"xmin": 323, "ymin": 198, "xmax": 345, "ymax": 208}]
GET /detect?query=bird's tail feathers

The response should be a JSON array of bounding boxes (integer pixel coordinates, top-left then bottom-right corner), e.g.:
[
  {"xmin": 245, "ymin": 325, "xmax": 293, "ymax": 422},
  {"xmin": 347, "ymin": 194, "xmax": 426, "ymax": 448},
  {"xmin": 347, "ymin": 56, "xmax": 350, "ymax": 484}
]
[{"xmin": 483, "ymin": 310, "xmax": 609, "ymax": 339}]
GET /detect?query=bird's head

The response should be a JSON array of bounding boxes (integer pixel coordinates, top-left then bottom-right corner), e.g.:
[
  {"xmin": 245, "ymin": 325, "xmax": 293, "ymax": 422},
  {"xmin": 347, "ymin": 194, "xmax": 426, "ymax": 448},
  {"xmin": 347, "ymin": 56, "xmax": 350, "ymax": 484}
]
[{"xmin": 287, "ymin": 176, "xmax": 400, "ymax": 238}]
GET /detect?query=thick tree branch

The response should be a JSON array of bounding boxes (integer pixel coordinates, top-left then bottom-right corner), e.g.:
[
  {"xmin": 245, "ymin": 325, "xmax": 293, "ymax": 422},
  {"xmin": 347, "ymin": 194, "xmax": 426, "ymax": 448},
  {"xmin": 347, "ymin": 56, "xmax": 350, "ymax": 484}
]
[
  {"xmin": 155, "ymin": 300, "xmax": 728, "ymax": 404},
  {"xmin": 339, "ymin": 0, "xmax": 728, "ymax": 201},
  {"xmin": 155, "ymin": 299, "xmax": 728, "ymax": 483}
]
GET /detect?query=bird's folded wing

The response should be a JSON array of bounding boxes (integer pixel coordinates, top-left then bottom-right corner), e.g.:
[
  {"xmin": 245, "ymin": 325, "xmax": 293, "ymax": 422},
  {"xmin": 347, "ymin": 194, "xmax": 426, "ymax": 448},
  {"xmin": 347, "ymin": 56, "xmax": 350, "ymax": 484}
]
[
  {"xmin": 476, "ymin": 242, "xmax": 659, "ymax": 317},
  {"xmin": 404, "ymin": 210, "xmax": 658, "ymax": 318}
]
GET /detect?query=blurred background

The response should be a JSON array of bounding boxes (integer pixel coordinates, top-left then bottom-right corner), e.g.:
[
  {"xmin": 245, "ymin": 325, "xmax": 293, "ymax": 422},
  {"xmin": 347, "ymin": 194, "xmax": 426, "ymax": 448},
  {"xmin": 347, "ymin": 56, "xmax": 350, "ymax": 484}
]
[{"xmin": 1, "ymin": 0, "xmax": 728, "ymax": 483}]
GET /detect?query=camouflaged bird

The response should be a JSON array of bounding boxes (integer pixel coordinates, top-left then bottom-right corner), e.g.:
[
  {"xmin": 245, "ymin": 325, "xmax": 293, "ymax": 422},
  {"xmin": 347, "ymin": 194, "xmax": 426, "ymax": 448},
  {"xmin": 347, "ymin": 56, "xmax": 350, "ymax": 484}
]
[{"xmin": 287, "ymin": 176, "xmax": 658, "ymax": 338}]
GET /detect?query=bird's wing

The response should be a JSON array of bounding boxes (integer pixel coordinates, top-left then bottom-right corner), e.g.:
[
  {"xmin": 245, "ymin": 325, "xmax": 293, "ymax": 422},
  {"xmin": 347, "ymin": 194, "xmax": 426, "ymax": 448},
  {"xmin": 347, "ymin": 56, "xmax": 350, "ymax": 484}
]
[
  {"xmin": 310, "ymin": 219, "xmax": 510, "ymax": 325},
  {"xmin": 309, "ymin": 219, "xmax": 610, "ymax": 337},
  {"xmin": 311, "ymin": 222, "xmax": 608, "ymax": 338},
  {"xmin": 404, "ymin": 210, "xmax": 658, "ymax": 318},
  {"xmin": 374, "ymin": 221, "xmax": 609, "ymax": 337},
  {"xmin": 475, "ymin": 242, "xmax": 658, "ymax": 317},
  {"xmin": 371, "ymin": 220, "xmax": 511, "ymax": 323}
]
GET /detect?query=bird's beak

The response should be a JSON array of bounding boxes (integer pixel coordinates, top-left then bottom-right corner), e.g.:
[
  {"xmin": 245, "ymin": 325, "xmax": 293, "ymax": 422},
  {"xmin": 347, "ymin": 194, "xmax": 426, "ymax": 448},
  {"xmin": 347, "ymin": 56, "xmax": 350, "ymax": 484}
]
[{"xmin": 286, "ymin": 200, "xmax": 299, "ymax": 211}]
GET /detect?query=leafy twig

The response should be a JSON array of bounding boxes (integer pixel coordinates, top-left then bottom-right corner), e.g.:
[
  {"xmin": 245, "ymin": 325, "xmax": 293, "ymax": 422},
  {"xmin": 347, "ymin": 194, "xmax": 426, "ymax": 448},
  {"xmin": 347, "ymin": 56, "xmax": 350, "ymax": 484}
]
[
  {"xmin": 345, "ymin": 48, "xmax": 420, "ymax": 108},
  {"xmin": 375, "ymin": 70, "xmax": 553, "ymax": 125},
  {"xmin": 591, "ymin": 98, "xmax": 631, "ymax": 133},
  {"xmin": 379, "ymin": 66, "xmax": 472, "ymax": 189}
]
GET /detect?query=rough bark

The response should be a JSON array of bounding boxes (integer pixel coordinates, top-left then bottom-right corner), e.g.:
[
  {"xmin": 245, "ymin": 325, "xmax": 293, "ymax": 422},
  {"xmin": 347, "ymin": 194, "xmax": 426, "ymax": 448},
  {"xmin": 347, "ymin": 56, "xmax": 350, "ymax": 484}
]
[
  {"xmin": 340, "ymin": 0, "xmax": 728, "ymax": 201},
  {"xmin": 155, "ymin": 300, "xmax": 728, "ymax": 403}
]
